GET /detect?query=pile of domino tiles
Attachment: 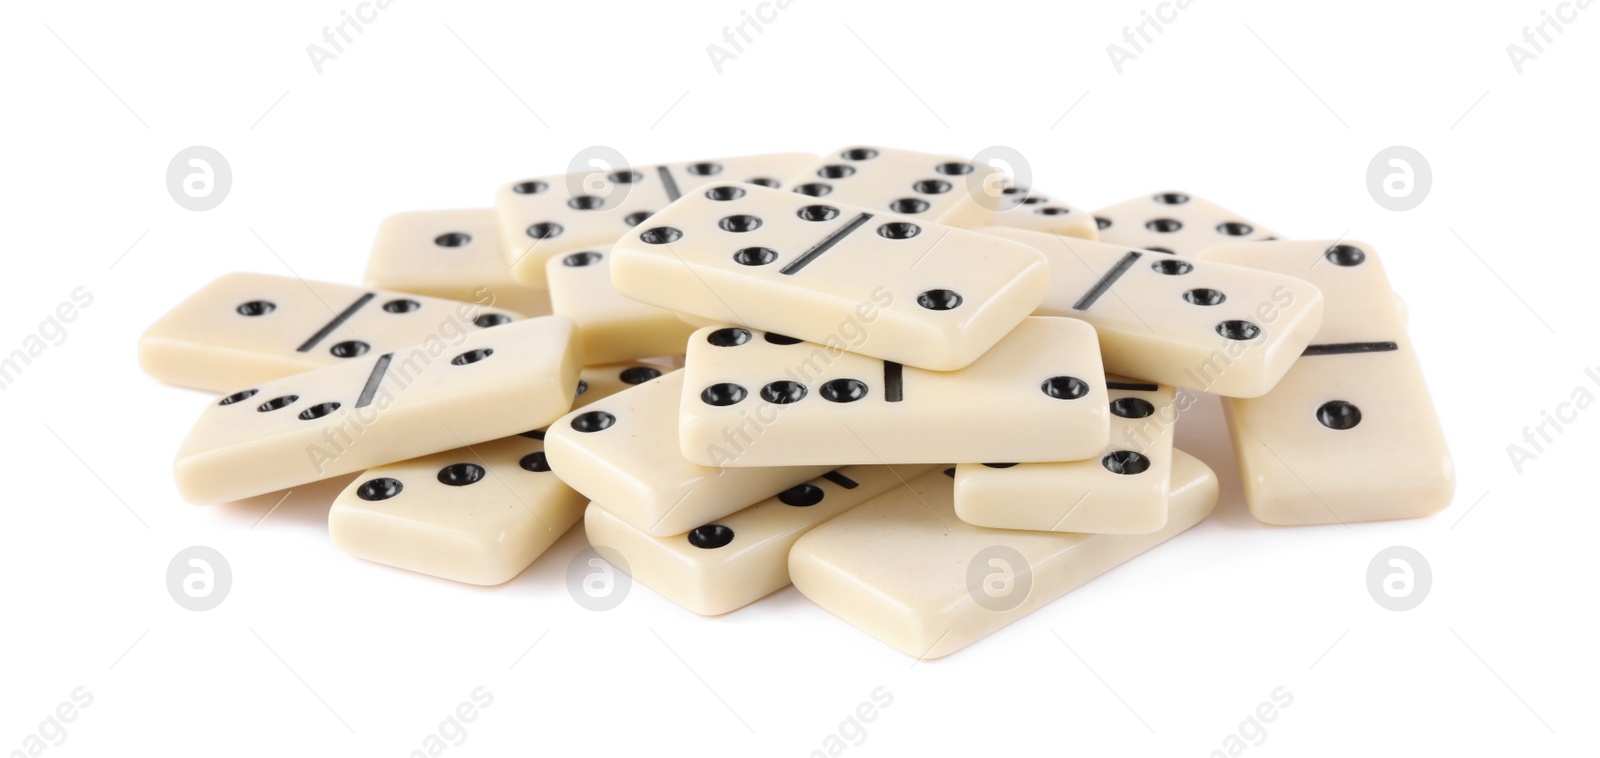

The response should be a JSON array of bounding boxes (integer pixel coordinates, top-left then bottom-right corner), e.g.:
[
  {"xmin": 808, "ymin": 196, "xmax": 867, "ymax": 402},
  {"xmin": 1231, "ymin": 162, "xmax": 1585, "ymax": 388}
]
[{"xmin": 138, "ymin": 147, "xmax": 1452, "ymax": 659}]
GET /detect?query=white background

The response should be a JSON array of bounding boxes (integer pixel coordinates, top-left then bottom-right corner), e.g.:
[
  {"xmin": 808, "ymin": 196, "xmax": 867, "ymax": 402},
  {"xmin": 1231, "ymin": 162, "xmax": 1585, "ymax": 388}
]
[{"xmin": 2, "ymin": 0, "xmax": 1595, "ymax": 755}]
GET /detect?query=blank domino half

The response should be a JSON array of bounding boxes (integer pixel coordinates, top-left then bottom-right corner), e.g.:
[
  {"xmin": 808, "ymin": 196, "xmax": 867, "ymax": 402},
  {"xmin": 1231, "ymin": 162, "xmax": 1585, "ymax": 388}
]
[
  {"xmin": 583, "ymin": 464, "xmax": 934, "ymax": 615},
  {"xmin": 139, "ymin": 273, "xmax": 524, "ymax": 394},
  {"xmin": 610, "ymin": 183, "xmax": 1050, "ymax": 371},
  {"xmin": 174, "ymin": 316, "xmax": 580, "ymax": 504},
  {"xmin": 365, "ymin": 208, "xmax": 552, "ymax": 317},
  {"xmin": 982, "ymin": 226, "xmax": 1323, "ymax": 398},
  {"xmin": 954, "ymin": 380, "xmax": 1176, "ymax": 534},
  {"xmin": 1093, "ymin": 191, "xmax": 1278, "ymax": 256},
  {"xmin": 328, "ymin": 363, "xmax": 662, "ymax": 585},
  {"xmin": 678, "ymin": 318, "xmax": 1110, "ymax": 467},
  {"xmin": 542, "ymin": 370, "xmax": 831, "ymax": 536},
  {"xmin": 789, "ymin": 451, "xmax": 1218, "ymax": 660},
  {"xmin": 496, "ymin": 153, "xmax": 817, "ymax": 287},
  {"xmin": 785, "ymin": 146, "xmax": 1000, "ymax": 228},
  {"xmin": 545, "ymin": 248, "xmax": 695, "ymax": 364},
  {"xmin": 1199, "ymin": 241, "xmax": 1454, "ymax": 525},
  {"xmin": 986, "ymin": 184, "xmax": 1100, "ymax": 240}
]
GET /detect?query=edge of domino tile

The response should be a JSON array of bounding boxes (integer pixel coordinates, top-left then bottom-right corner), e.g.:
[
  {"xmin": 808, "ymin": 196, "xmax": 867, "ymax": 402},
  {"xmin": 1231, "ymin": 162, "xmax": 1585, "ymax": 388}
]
[{"xmin": 788, "ymin": 450, "xmax": 1219, "ymax": 660}]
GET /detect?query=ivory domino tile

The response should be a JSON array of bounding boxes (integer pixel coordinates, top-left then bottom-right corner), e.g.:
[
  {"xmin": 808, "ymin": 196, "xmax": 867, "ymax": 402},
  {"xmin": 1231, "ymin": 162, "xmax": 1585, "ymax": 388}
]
[
  {"xmin": 139, "ymin": 273, "xmax": 523, "ymax": 394},
  {"xmin": 327, "ymin": 362, "xmax": 661, "ymax": 585},
  {"xmin": 954, "ymin": 380, "xmax": 1177, "ymax": 534},
  {"xmin": 583, "ymin": 464, "xmax": 934, "ymax": 615},
  {"xmin": 983, "ymin": 226, "xmax": 1323, "ymax": 398},
  {"xmin": 1199, "ymin": 240, "xmax": 1454, "ymax": 525},
  {"xmin": 789, "ymin": 451, "xmax": 1218, "ymax": 659},
  {"xmin": 610, "ymin": 183, "xmax": 1050, "ymax": 371},
  {"xmin": 678, "ymin": 318, "xmax": 1110, "ymax": 467},
  {"xmin": 543, "ymin": 370, "xmax": 831, "ymax": 537},
  {"xmin": 496, "ymin": 153, "xmax": 817, "ymax": 287},
  {"xmin": 174, "ymin": 316, "xmax": 580, "ymax": 504}
]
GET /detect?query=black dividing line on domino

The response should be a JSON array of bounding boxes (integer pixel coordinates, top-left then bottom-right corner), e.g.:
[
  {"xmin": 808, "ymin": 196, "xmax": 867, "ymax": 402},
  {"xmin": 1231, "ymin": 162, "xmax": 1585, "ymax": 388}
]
[
  {"xmin": 298, "ymin": 293, "xmax": 376, "ymax": 352},
  {"xmin": 1073, "ymin": 251, "xmax": 1143, "ymax": 311},
  {"xmin": 657, "ymin": 166, "xmax": 681, "ymax": 202},
  {"xmin": 780, "ymin": 212, "xmax": 874, "ymax": 275},
  {"xmin": 822, "ymin": 470, "xmax": 860, "ymax": 489},
  {"xmin": 1302, "ymin": 341, "xmax": 1399, "ymax": 356},
  {"xmin": 355, "ymin": 353, "xmax": 394, "ymax": 408},
  {"xmin": 1107, "ymin": 381, "xmax": 1160, "ymax": 391},
  {"xmin": 883, "ymin": 361, "xmax": 904, "ymax": 403}
]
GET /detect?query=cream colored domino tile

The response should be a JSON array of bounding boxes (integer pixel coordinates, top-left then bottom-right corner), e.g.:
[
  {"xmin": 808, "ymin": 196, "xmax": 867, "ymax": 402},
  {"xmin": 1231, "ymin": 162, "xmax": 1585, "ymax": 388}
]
[
  {"xmin": 496, "ymin": 153, "xmax": 817, "ymax": 287},
  {"xmin": 364, "ymin": 208, "xmax": 552, "ymax": 317},
  {"xmin": 983, "ymin": 226, "xmax": 1324, "ymax": 398},
  {"xmin": 174, "ymin": 316, "xmax": 580, "ymax": 504},
  {"xmin": 785, "ymin": 146, "xmax": 1001, "ymax": 228},
  {"xmin": 543, "ymin": 370, "xmax": 830, "ymax": 537},
  {"xmin": 1198, "ymin": 241, "xmax": 1454, "ymax": 525},
  {"xmin": 327, "ymin": 362, "xmax": 659, "ymax": 585},
  {"xmin": 584, "ymin": 464, "xmax": 935, "ymax": 616},
  {"xmin": 987, "ymin": 184, "xmax": 1099, "ymax": 241},
  {"xmin": 789, "ymin": 450, "xmax": 1218, "ymax": 660},
  {"xmin": 1093, "ymin": 191, "xmax": 1278, "ymax": 256},
  {"xmin": 955, "ymin": 380, "xmax": 1176, "ymax": 534},
  {"xmin": 545, "ymin": 248, "xmax": 695, "ymax": 365},
  {"xmin": 610, "ymin": 183, "xmax": 1049, "ymax": 371},
  {"xmin": 678, "ymin": 318, "xmax": 1109, "ymax": 467},
  {"xmin": 139, "ymin": 273, "xmax": 524, "ymax": 394},
  {"xmin": 328, "ymin": 433, "xmax": 582, "ymax": 586}
]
